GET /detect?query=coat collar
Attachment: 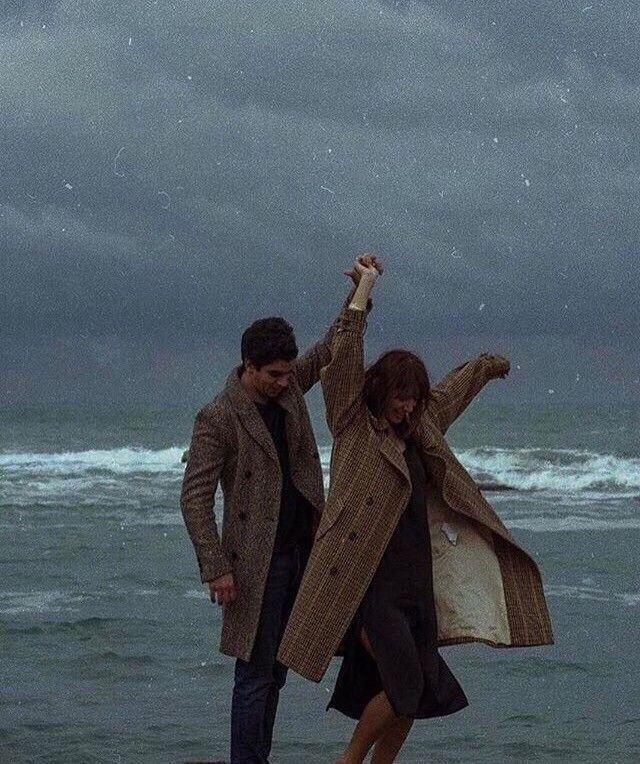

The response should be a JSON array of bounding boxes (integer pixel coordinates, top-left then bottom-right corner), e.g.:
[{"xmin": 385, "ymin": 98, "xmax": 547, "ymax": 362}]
[
  {"xmin": 224, "ymin": 367, "xmax": 297, "ymax": 462},
  {"xmin": 366, "ymin": 413, "xmax": 409, "ymax": 482},
  {"xmin": 369, "ymin": 412, "xmax": 441, "ymax": 453},
  {"xmin": 367, "ymin": 411, "xmax": 444, "ymax": 484}
]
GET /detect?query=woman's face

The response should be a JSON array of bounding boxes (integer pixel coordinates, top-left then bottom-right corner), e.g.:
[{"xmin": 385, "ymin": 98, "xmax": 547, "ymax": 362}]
[{"xmin": 384, "ymin": 393, "xmax": 418, "ymax": 426}]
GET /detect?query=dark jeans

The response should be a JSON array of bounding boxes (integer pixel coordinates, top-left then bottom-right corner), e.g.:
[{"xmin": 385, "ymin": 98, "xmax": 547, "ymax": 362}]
[{"xmin": 230, "ymin": 547, "xmax": 305, "ymax": 764}]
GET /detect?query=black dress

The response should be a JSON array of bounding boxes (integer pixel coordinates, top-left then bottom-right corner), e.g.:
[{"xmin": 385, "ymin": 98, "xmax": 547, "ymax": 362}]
[{"xmin": 328, "ymin": 439, "xmax": 469, "ymax": 720}]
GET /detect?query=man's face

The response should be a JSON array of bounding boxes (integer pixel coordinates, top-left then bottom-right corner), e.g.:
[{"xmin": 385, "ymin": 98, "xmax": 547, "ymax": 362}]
[{"xmin": 247, "ymin": 359, "xmax": 295, "ymax": 399}]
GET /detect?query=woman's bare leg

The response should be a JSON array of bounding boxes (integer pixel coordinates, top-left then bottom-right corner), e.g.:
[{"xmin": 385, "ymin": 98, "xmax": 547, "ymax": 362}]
[
  {"xmin": 335, "ymin": 691, "xmax": 398, "ymax": 764},
  {"xmin": 334, "ymin": 630, "xmax": 399, "ymax": 764},
  {"xmin": 371, "ymin": 717, "xmax": 414, "ymax": 763}
]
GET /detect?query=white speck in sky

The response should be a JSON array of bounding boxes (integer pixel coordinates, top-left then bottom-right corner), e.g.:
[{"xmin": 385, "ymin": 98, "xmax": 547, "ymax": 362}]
[
  {"xmin": 64, "ymin": 182, "xmax": 73, "ymax": 190},
  {"xmin": 327, "ymin": 148, "xmax": 332, "ymax": 154},
  {"xmin": 479, "ymin": 303, "xmax": 486, "ymax": 312},
  {"xmin": 158, "ymin": 191, "xmax": 171, "ymax": 209},
  {"xmin": 548, "ymin": 389, "xmax": 555, "ymax": 395},
  {"xmin": 320, "ymin": 186, "xmax": 335, "ymax": 195},
  {"xmin": 113, "ymin": 146, "xmax": 126, "ymax": 177},
  {"xmin": 128, "ymin": 37, "xmax": 132, "ymax": 46},
  {"xmin": 516, "ymin": 364, "xmax": 521, "ymax": 370},
  {"xmin": 524, "ymin": 178, "xmax": 531, "ymax": 187},
  {"xmin": 187, "ymin": 75, "xmax": 192, "ymax": 81},
  {"xmin": 493, "ymin": 137, "xmax": 499, "ymax": 143},
  {"xmin": 575, "ymin": 373, "xmax": 581, "ymax": 382},
  {"xmin": 450, "ymin": 248, "xmax": 463, "ymax": 259}
]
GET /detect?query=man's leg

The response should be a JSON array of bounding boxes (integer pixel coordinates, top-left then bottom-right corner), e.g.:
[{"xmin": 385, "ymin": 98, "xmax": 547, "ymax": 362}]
[
  {"xmin": 262, "ymin": 658, "xmax": 288, "ymax": 758},
  {"xmin": 262, "ymin": 545, "xmax": 306, "ymax": 757},
  {"xmin": 230, "ymin": 550, "xmax": 296, "ymax": 764}
]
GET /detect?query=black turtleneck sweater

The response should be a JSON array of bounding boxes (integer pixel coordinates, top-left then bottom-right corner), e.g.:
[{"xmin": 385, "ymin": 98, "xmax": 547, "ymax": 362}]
[{"xmin": 255, "ymin": 399, "xmax": 314, "ymax": 554}]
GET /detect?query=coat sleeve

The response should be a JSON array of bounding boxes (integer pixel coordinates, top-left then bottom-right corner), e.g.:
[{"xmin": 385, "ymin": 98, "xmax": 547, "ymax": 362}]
[
  {"xmin": 180, "ymin": 407, "xmax": 231, "ymax": 583},
  {"xmin": 319, "ymin": 307, "xmax": 368, "ymax": 436},
  {"xmin": 293, "ymin": 289, "xmax": 372, "ymax": 395},
  {"xmin": 426, "ymin": 354, "xmax": 496, "ymax": 434}
]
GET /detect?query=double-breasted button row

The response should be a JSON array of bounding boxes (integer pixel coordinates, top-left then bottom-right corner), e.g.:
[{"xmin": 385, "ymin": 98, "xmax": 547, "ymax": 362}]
[
  {"xmin": 231, "ymin": 551, "xmax": 239, "ymax": 560},
  {"xmin": 244, "ymin": 470, "xmax": 252, "ymax": 479}
]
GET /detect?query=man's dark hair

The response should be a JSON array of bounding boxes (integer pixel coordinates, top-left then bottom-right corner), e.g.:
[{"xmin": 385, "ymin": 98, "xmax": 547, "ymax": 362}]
[{"xmin": 241, "ymin": 317, "xmax": 298, "ymax": 369}]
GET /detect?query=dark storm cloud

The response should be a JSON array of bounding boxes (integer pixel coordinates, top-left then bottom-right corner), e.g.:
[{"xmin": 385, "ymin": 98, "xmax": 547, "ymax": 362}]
[{"xmin": 1, "ymin": 0, "xmax": 638, "ymax": 403}]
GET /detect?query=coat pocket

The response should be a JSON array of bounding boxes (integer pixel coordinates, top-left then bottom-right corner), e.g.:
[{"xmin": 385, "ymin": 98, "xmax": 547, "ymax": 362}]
[{"xmin": 315, "ymin": 497, "xmax": 344, "ymax": 540}]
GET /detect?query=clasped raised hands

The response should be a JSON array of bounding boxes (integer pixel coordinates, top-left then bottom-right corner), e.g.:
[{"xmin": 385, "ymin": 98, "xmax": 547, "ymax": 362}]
[{"xmin": 344, "ymin": 252, "xmax": 384, "ymax": 285}]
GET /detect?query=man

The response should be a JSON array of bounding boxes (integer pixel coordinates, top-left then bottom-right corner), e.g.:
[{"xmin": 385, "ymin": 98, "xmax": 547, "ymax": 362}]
[{"xmin": 180, "ymin": 260, "xmax": 374, "ymax": 763}]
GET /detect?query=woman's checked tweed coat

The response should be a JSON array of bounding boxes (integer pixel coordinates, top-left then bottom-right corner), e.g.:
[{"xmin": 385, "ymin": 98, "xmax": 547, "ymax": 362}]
[{"xmin": 278, "ymin": 307, "xmax": 554, "ymax": 682}]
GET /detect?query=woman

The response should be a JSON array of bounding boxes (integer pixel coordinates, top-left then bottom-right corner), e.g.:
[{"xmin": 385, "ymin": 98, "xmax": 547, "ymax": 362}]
[{"xmin": 278, "ymin": 255, "xmax": 554, "ymax": 763}]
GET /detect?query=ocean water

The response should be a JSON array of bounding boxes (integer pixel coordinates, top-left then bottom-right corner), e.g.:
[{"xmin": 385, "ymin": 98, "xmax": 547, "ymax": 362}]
[{"xmin": 1, "ymin": 403, "xmax": 639, "ymax": 763}]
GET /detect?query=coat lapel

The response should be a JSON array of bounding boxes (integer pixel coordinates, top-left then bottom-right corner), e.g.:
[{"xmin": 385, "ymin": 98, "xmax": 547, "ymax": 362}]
[
  {"xmin": 369, "ymin": 415, "xmax": 411, "ymax": 483},
  {"xmin": 225, "ymin": 369, "xmax": 279, "ymax": 463}
]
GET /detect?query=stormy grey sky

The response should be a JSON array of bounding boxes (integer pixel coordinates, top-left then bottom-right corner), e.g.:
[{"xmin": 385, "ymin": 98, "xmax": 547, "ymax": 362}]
[{"xmin": 2, "ymin": 0, "xmax": 639, "ymax": 407}]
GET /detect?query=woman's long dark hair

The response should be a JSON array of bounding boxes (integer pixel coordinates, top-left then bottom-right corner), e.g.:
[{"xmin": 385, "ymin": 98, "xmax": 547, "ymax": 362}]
[{"xmin": 363, "ymin": 349, "xmax": 431, "ymax": 438}]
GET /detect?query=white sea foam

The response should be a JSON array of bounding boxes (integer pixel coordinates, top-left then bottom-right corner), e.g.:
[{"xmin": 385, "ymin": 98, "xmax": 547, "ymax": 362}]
[
  {"xmin": 0, "ymin": 589, "xmax": 88, "ymax": 615},
  {"xmin": 323, "ymin": 445, "xmax": 639, "ymax": 497},
  {"xmin": 545, "ymin": 583, "xmax": 640, "ymax": 607},
  {"xmin": 2, "ymin": 445, "xmax": 638, "ymax": 524},
  {"xmin": 3, "ymin": 444, "xmax": 636, "ymax": 494},
  {"xmin": 0, "ymin": 447, "xmax": 185, "ymax": 476},
  {"xmin": 454, "ymin": 446, "xmax": 640, "ymax": 493},
  {"xmin": 503, "ymin": 514, "xmax": 640, "ymax": 532}
]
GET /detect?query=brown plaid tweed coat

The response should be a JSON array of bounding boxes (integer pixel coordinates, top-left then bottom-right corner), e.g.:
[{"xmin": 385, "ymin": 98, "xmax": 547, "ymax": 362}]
[
  {"xmin": 180, "ymin": 300, "xmax": 354, "ymax": 661},
  {"xmin": 278, "ymin": 307, "xmax": 554, "ymax": 682}
]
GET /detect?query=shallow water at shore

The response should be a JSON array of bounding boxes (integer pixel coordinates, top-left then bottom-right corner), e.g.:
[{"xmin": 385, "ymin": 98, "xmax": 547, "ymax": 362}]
[{"xmin": 1, "ymin": 404, "xmax": 638, "ymax": 762}]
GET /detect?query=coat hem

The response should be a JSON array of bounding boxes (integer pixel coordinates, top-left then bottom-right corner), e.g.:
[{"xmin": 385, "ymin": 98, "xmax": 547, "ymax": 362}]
[{"xmin": 438, "ymin": 634, "xmax": 555, "ymax": 648}]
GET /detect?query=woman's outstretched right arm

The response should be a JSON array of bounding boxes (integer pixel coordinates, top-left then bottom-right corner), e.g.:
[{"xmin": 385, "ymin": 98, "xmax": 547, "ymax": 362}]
[{"xmin": 320, "ymin": 256, "xmax": 380, "ymax": 436}]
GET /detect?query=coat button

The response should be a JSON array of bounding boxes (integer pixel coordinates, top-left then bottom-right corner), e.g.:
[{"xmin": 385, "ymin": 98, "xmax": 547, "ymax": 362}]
[
  {"xmin": 348, "ymin": 531, "xmax": 357, "ymax": 541},
  {"xmin": 312, "ymin": 452, "xmax": 319, "ymax": 460},
  {"xmin": 365, "ymin": 497, "xmax": 374, "ymax": 506},
  {"xmin": 244, "ymin": 470, "xmax": 252, "ymax": 479},
  {"xmin": 231, "ymin": 551, "xmax": 239, "ymax": 560},
  {"xmin": 238, "ymin": 512, "xmax": 247, "ymax": 521},
  {"xmin": 329, "ymin": 566, "xmax": 338, "ymax": 576}
]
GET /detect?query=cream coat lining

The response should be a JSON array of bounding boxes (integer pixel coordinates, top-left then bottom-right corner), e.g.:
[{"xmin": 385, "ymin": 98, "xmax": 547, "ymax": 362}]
[{"xmin": 426, "ymin": 482, "xmax": 512, "ymax": 645}]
